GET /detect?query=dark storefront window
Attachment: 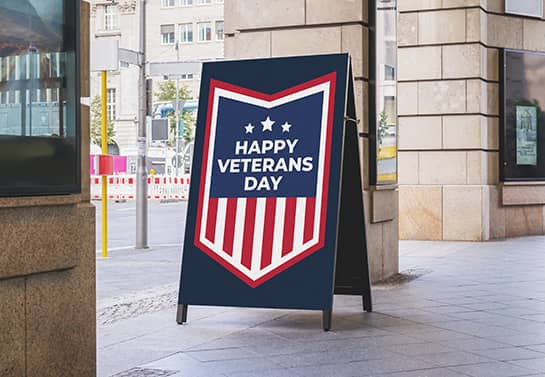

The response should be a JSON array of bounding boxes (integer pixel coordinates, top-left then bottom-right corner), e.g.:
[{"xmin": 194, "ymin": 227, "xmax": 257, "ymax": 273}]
[
  {"xmin": 0, "ymin": 0, "xmax": 80, "ymax": 196},
  {"xmin": 370, "ymin": 0, "xmax": 397, "ymax": 185},
  {"xmin": 501, "ymin": 49, "xmax": 545, "ymax": 181}
]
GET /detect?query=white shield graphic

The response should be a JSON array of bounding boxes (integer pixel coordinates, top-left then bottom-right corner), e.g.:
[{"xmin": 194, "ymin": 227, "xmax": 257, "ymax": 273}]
[{"xmin": 194, "ymin": 73, "xmax": 337, "ymax": 287}]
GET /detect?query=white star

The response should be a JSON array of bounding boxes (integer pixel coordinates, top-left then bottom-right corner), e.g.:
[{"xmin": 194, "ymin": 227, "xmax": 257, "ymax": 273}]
[
  {"xmin": 245, "ymin": 123, "xmax": 254, "ymax": 134},
  {"xmin": 261, "ymin": 116, "xmax": 275, "ymax": 132},
  {"xmin": 281, "ymin": 122, "xmax": 292, "ymax": 133}
]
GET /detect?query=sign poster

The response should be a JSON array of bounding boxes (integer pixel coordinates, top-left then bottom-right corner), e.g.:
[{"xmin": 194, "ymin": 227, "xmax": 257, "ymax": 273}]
[
  {"xmin": 516, "ymin": 105, "xmax": 538, "ymax": 166},
  {"xmin": 177, "ymin": 54, "xmax": 372, "ymax": 331}
]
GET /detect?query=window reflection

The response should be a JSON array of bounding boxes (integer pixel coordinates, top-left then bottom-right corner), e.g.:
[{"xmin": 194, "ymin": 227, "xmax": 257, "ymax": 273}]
[
  {"xmin": 0, "ymin": 0, "xmax": 79, "ymax": 195},
  {"xmin": 0, "ymin": 0, "xmax": 72, "ymax": 138},
  {"xmin": 375, "ymin": 0, "xmax": 397, "ymax": 185}
]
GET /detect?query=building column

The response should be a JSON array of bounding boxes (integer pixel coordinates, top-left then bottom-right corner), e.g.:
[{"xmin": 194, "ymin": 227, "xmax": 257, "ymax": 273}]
[
  {"xmin": 225, "ymin": 0, "xmax": 399, "ymax": 282},
  {"xmin": 398, "ymin": 0, "xmax": 545, "ymax": 240},
  {"xmin": 398, "ymin": 1, "xmax": 496, "ymax": 241}
]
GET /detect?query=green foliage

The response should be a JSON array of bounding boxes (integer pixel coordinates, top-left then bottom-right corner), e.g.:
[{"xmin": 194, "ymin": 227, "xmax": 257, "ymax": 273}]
[
  {"xmin": 90, "ymin": 95, "xmax": 116, "ymax": 146},
  {"xmin": 378, "ymin": 110, "xmax": 389, "ymax": 146},
  {"xmin": 155, "ymin": 80, "xmax": 195, "ymax": 143}
]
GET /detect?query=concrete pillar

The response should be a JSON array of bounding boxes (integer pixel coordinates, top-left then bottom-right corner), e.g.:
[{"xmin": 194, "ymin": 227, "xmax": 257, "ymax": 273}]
[
  {"xmin": 398, "ymin": 0, "xmax": 545, "ymax": 240},
  {"xmin": 224, "ymin": 0, "xmax": 399, "ymax": 282},
  {"xmin": 0, "ymin": 3, "xmax": 96, "ymax": 376}
]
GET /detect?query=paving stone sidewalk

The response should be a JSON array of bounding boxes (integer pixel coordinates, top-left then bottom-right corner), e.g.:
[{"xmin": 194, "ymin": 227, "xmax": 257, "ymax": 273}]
[{"xmin": 98, "ymin": 237, "xmax": 545, "ymax": 377}]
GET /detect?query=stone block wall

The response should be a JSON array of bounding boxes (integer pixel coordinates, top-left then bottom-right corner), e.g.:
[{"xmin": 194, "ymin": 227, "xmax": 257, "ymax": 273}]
[
  {"xmin": 225, "ymin": 0, "xmax": 399, "ymax": 282},
  {"xmin": 398, "ymin": 0, "xmax": 545, "ymax": 240},
  {"xmin": 0, "ymin": 3, "xmax": 96, "ymax": 376}
]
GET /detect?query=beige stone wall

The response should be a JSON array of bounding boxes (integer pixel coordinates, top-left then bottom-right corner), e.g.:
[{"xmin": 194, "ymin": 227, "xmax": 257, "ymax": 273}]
[
  {"xmin": 398, "ymin": 0, "xmax": 545, "ymax": 240},
  {"xmin": 225, "ymin": 0, "xmax": 398, "ymax": 282},
  {"xmin": 0, "ymin": 3, "xmax": 96, "ymax": 376}
]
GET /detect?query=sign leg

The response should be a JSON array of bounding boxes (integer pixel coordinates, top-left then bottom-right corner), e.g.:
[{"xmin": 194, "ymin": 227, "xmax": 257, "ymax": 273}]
[
  {"xmin": 333, "ymin": 90, "xmax": 373, "ymax": 314},
  {"xmin": 363, "ymin": 277, "xmax": 373, "ymax": 312},
  {"xmin": 322, "ymin": 309, "xmax": 332, "ymax": 332},
  {"xmin": 176, "ymin": 304, "xmax": 188, "ymax": 325}
]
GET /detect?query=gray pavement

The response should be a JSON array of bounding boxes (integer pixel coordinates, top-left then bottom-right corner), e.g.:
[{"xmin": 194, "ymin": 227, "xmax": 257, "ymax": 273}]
[{"xmin": 96, "ymin": 203, "xmax": 545, "ymax": 377}]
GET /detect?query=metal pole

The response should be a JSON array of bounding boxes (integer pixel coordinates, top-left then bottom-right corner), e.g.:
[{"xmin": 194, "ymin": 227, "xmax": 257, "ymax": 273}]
[
  {"xmin": 175, "ymin": 77, "xmax": 180, "ymax": 177},
  {"xmin": 101, "ymin": 71, "xmax": 108, "ymax": 258},
  {"xmin": 174, "ymin": 42, "xmax": 181, "ymax": 177},
  {"xmin": 136, "ymin": 0, "xmax": 148, "ymax": 249}
]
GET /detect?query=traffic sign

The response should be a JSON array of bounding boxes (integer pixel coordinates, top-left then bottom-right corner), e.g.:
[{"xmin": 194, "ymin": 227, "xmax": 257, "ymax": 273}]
[
  {"xmin": 177, "ymin": 54, "xmax": 372, "ymax": 330},
  {"xmin": 151, "ymin": 118, "xmax": 169, "ymax": 142}
]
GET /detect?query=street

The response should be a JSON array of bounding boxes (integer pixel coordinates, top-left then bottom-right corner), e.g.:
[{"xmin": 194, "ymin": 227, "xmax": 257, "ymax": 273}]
[
  {"xmin": 95, "ymin": 200, "xmax": 186, "ymax": 309},
  {"xmin": 95, "ymin": 200, "xmax": 187, "ymax": 252}
]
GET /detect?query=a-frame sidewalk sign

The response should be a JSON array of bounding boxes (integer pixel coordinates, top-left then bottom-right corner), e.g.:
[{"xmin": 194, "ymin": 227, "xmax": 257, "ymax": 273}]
[{"xmin": 177, "ymin": 53, "xmax": 372, "ymax": 331}]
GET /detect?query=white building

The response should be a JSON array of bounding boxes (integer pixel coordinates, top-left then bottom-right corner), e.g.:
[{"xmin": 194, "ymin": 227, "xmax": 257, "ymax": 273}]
[{"xmin": 90, "ymin": 0, "xmax": 224, "ymax": 156}]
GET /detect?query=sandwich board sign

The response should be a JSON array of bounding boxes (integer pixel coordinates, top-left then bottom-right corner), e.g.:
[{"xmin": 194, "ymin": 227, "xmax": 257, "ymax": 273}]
[{"xmin": 177, "ymin": 53, "xmax": 372, "ymax": 331}]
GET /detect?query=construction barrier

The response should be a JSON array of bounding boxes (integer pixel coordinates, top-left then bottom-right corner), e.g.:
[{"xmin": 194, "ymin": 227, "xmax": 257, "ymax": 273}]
[{"xmin": 91, "ymin": 175, "xmax": 190, "ymax": 201}]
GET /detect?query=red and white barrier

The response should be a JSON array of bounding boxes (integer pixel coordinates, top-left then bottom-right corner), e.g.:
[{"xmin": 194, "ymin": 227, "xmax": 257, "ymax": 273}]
[{"xmin": 91, "ymin": 175, "xmax": 190, "ymax": 201}]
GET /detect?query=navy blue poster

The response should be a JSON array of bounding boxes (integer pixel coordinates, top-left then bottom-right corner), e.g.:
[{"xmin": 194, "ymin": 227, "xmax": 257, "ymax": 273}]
[{"xmin": 178, "ymin": 54, "xmax": 350, "ymax": 312}]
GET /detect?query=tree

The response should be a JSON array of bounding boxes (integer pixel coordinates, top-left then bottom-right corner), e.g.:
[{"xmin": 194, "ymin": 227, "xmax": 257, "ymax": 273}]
[
  {"xmin": 155, "ymin": 80, "xmax": 195, "ymax": 143},
  {"xmin": 378, "ymin": 110, "xmax": 389, "ymax": 147},
  {"xmin": 90, "ymin": 95, "xmax": 116, "ymax": 146}
]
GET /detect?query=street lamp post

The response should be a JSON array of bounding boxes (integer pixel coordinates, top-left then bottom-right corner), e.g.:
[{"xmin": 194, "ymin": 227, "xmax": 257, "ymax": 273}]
[
  {"xmin": 175, "ymin": 76, "xmax": 180, "ymax": 177},
  {"xmin": 174, "ymin": 41, "xmax": 181, "ymax": 177},
  {"xmin": 136, "ymin": 0, "xmax": 148, "ymax": 249}
]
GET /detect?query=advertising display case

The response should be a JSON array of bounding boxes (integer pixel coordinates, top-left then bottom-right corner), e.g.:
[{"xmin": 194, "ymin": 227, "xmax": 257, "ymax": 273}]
[
  {"xmin": 501, "ymin": 49, "xmax": 545, "ymax": 181},
  {"xmin": 0, "ymin": 0, "xmax": 80, "ymax": 196}
]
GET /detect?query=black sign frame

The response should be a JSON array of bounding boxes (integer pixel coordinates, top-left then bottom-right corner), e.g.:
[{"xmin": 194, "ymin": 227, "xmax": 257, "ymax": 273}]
[{"xmin": 177, "ymin": 54, "xmax": 372, "ymax": 331}]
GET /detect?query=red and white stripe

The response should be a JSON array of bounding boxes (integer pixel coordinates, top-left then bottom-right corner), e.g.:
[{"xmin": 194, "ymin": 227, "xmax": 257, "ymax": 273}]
[{"xmin": 200, "ymin": 196, "xmax": 319, "ymax": 281}]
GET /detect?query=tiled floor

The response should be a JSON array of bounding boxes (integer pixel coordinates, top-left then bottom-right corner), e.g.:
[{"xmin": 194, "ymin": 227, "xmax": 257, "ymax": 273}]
[{"xmin": 100, "ymin": 238, "xmax": 545, "ymax": 377}]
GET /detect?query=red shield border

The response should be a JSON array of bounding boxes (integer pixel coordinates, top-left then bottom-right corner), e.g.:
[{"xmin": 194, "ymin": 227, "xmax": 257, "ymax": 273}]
[{"xmin": 194, "ymin": 72, "xmax": 337, "ymax": 288}]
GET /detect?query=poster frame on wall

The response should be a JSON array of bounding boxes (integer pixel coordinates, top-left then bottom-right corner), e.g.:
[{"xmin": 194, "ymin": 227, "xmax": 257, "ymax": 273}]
[{"xmin": 500, "ymin": 48, "xmax": 545, "ymax": 181}]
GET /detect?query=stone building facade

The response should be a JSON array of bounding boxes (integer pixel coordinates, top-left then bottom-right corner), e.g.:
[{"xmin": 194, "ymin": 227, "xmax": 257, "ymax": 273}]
[
  {"xmin": 90, "ymin": 0, "xmax": 224, "ymax": 155},
  {"xmin": 398, "ymin": 0, "xmax": 545, "ymax": 240},
  {"xmin": 225, "ymin": 0, "xmax": 399, "ymax": 282}
]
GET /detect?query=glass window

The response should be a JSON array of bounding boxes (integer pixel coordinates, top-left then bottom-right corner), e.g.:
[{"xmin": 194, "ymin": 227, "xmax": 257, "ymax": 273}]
[
  {"xmin": 161, "ymin": 0, "xmax": 176, "ymax": 7},
  {"xmin": 196, "ymin": 0, "xmax": 212, "ymax": 4},
  {"xmin": 104, "ymin": 4, "xmax": 119, "ymax": 31},
  {"xmin": 0, "ymin": 0, "xmax": 80, "ymax": 196},
  {"xmin": 107, "ymin": 88, "xmax": 116, "ymax": 122},
  {"xmin": 384, "ymin": 65, "xmax": 395, "ymax": 81},
  {"xmin": 198, "ymin": 22, "xmax": 212, "ymax": 41},
  {"xmin": 161, "ymin": 24, "xmax": 176, "ymax": 44},
  {"xmin": 179, "ymin": 23, "xmax": 193, "ymax": 43},
  {"xmin": 501, "ymin": 49, "xmax": 545, "ymax": 181},
  {"xmin": 215, "ymin": 21, "xmax": 224, "ymax": 41},
  {"xmin": 180, "ymin": 0, "xmax": 193, "ymax": 5},
  {"xmin": 372, "ymin": 0, "xmax": 397, "ymax": 185},
  {"xmin": 505, "ymin": 0, "xmax": 542, "ymax": 17}
]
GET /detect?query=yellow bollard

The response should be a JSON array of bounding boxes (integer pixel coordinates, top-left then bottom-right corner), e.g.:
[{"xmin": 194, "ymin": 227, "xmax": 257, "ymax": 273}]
[{"xmin": 101, "ymin": 71, "xmax": 108, "ymax": 258}]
